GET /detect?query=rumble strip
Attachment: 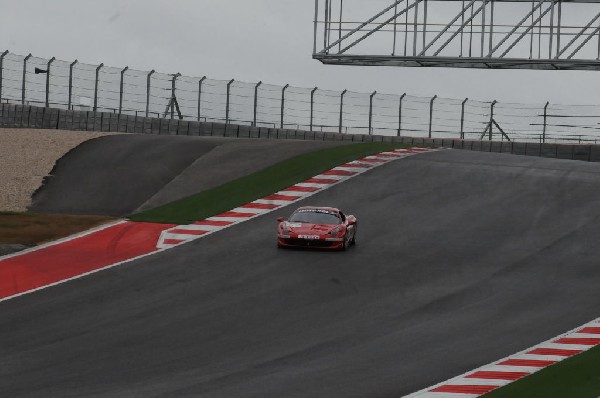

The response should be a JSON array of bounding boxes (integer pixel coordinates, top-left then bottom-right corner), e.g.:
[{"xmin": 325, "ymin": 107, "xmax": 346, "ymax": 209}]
[{"xmin": 404, "ymin": 317, "xmax": 600, "ymax": 397}]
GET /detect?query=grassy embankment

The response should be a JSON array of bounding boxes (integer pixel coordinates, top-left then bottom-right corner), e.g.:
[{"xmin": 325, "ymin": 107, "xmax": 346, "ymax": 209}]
[
  {"xmin": 1, "ymin": 142, "xmax": 409, "ymax": 245},
  {"xmin": 130, "ymin": 142, "xmax": 409, "ymax": 225},
  {"xmin": 0, "ymin": 211, "xmax": 115, "ymax": 246}
]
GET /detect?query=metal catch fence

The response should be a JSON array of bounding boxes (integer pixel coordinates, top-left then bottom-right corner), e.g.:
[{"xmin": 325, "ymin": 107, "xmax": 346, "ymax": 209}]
[{"xmin": 1, "ymin": 50, "xmax": 600, "ymax": 144}]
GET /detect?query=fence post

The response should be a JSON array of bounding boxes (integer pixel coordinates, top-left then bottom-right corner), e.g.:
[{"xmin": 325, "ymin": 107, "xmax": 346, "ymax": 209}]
[
  {"xmin": 197, "ymin": 76, "xmax": 206, "ymax": 121},
  {"xmin": 310, "ymin": 86, "xmax": 318, "ymax": 131},
  {"xmin": 45, "ymin": 57, "xmax": 55, "ymax": 108},
  {"xmin": 68, "ymin": 59, "xmax": 77, "ymax": 110},
  {"xmin": 146, "ymin": 69, "xmax": 155, "ymax": 117},
  {"xmin": 460, "ymin": 97, "xmax": 468, "ymax": 139},
  {"xmin": 489, "ymin": 100, "xmax": 497, "ymax": 141},
  {"xmin": 226, "ymin": 78, "xmax": 234, "ymax": 124},
  {"xmin": 428, "ymin": 95, "xmax": 437, "ymax": 138},
  {"xmin": 369, "ymin": 90, "xmax": 377, "ymax": 135},
  {"xmin": 119, "ymin": 66, "xmax": 128, "ymax": 114},
  {"xmin": 0, "ymin": 50, "xmax": 7, "ymax": 102},
  {"xmin": 93, "ymin": 63, "xmax": 104, "ymax": 112},
  {"xmin": 339, "ymin": 89, "xmax": 347, "ymax": 133},
  {"xmin": 398, "ymin": 93, "xmax": 406, "ymax": 136},
  {"xmin": 22, "ymin": 53, "xmax": 32, "ymax": 105},
  {"xmin": 281, "ymin": 83, "xmax": 289, "ymax": 128},
  {"xmin": 170, "ymin": 72, "xmax": 181, "ymax": 119},
  {"xmin": 542, "ymin": 101, "xmax": 549, "ymax": 143},
  {"xmin": 253, "ymin": 81, "xmax": 262, "ymax": 126}
]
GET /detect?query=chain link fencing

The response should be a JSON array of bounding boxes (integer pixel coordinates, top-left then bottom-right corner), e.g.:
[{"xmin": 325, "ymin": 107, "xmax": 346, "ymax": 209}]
[{"xmin": 2, "ymin": 50, "xmax": 600, "ymax": 144}]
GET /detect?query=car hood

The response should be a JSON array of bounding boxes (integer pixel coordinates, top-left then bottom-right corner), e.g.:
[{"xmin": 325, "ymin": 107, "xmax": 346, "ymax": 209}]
[{"xmin": 284, "ymin": 222, "xmax": 340, "ymax": 234}]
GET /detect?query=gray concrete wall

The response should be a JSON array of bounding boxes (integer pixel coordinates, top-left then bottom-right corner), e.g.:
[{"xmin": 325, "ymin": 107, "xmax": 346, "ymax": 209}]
[{"xmin": 2, "ymin": 103, "xmax": 600, "ymax": 162}]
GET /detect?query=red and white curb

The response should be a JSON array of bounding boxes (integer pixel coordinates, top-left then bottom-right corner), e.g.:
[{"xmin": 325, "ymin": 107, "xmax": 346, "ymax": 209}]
[
  {"xmin": 157, "ymin": 147, "xmax": 439, "ymax": 249},
  {"xmin": 404, "ymin": 317, "xmax": 600, "ymax": 397}
]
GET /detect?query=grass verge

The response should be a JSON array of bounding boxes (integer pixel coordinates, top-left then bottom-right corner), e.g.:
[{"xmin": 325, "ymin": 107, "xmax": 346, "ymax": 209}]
[
  {"xmin": 130, "ymin": 142, "xmax": 409, "ymax": 225},
  {"xmin": 0, "ymin": 211, "xmax": 116, "ymax": 245},
  {"xmin": 482, "ymin": 344, "xmax": 600, "ymax": 398}
]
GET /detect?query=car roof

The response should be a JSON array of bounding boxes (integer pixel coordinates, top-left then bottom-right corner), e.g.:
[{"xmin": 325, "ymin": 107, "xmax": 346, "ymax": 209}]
[{"xmin": 295, "ymin": 206, "xmax": 340, "ymax": 213}]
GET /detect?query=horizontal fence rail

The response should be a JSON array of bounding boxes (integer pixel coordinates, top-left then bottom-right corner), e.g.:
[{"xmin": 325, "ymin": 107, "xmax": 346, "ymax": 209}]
[{"xmin": 1, "ymin": 50, "xmax": 600, "ymax": 144}]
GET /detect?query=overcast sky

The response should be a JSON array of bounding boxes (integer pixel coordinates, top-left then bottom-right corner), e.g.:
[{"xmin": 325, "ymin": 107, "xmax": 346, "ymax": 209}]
[{"xmin": 2, "ymin": 0, "xmax": 600, "ymax": 106}]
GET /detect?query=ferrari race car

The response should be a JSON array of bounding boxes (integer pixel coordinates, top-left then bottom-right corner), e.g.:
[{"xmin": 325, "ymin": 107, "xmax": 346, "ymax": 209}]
[{"xmin": 277, "ymin": 206, "xmax": 357, "ymax": 250}]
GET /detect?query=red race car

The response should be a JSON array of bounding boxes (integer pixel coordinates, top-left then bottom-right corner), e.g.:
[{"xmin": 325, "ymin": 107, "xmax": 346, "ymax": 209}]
[{"xmin": 277, "ymin": 206, "xmax": 357, "ymax": 250}]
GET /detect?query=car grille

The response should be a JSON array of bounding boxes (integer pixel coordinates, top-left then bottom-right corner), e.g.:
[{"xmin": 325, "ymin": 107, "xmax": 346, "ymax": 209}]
[{"xmin": 284, "ymin": 238, "xmax": 335, "ymax": 248}]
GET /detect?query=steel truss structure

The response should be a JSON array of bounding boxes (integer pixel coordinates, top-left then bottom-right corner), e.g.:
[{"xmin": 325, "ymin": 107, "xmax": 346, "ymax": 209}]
[{"xmin": 313, "ymin": 0, "xmax": 600, "ymax": 70}]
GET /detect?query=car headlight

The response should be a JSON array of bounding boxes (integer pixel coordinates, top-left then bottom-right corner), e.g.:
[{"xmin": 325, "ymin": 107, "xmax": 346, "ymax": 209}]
[
  {"xmin": 329, "ymin": 227, "xmax": 342, "ymax": 236},
  {"xmin": 282, "ymin": 223, "xmax": 292, "ymax": 234}
]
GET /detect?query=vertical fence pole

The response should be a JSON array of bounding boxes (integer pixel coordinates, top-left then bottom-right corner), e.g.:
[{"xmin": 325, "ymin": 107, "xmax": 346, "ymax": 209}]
[
  {"xmin": 45, "ymin": 57, "xmax": 55, "ymax": 108},
  {"xmin": 461, "ymin": 97, "xmax": 468, "ymax": 139},
  {"xmin": 0, "ymin": 50, "xmax": 8, "ymax": 102},
  {"xmin": 339, "ymin": 89, "xmax": 347, "ymax": 133},
  {"xmin": 281, "ymin": 84, "xmax": 289, "ymax": 128},
  {"xmin": 170, "ymin": 73, "xmax": 181, "ymax": 119},
  {"xmin": 93, "ymin": 63, "xmax": 104, "ymax": 112},
  {"xmin": 489, "ymin": 100, "xmax": 497, "ymax": 141},
  {"xmin": 369, "ymin": 90, "xmax": 377, "ymax": 135},
  {"xmin": 253, "ymin": 81, "xmax": 262, "ymax": 126},
  {"xmin": 398, "ymin": 93, "xmax": 406, "ymax": 137},
  {"xmin": 68, "ymin": 59, "xmax": 77, "ymax": 110},
  {"xmin": 428, "ymin": 95, "xmax": 437, "ymax": 138},
  {"xmin": 197, "ymin": 76, "xmax": 206, "ymax": 121},
  {"xmin": 310, "ymin": 87, "xmax": 318, "ymax": 131},
  {"xmin": 119, "ymin": 66, "xmax": 128, "ymax": 114},
  {"xmin": 22, "ymin": 53, "xmax": 32, "ymax": 105},
  {"xmin": 543, "ymin": 101, "xmax": 549, "ymax": 143},
  {"xmin": 226, "ymin": 79, "xmax": 234, "ymax": 124},
  {"xmin": 146, "ymin": 69, "xmax": 155, "ymax": 117}
]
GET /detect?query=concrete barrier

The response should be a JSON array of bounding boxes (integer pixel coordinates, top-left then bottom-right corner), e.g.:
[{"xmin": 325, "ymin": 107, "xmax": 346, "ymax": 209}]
[
  {"xmin": 3, "ymin": 103, "xmax": 600, "ymax": 163},
  {"xmin": 525, "ymin": 143, "xmax": 541, "ymax": 157},
  {"xmin": 557, "ymin": 145, "xmax": 574, "ymax": 160}
]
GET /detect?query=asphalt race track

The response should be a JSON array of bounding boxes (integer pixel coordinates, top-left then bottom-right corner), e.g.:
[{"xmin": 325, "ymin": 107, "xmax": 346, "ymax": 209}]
[
  {"xmin": 29, "ymin": 135, "xmax": 346, "ymax": 216},
  {"xmin": 4, "ymin": 150, "xmax": 600, "ymax": 397}
]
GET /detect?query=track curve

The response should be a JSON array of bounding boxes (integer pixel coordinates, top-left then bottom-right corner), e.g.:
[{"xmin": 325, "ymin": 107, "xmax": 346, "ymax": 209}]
[
  {"xmin": 29, "ymin": 135, "xmax": 346, "ymax": 216},
  {"xmin": 4, "ymin": 150, "xmax": 600, "ymax": 397}
]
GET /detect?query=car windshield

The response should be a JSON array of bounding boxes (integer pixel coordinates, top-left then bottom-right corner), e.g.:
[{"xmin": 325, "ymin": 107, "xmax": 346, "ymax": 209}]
[{"xmin": 289, "ymin": 210, "xmax": 340, "ymax": 225}]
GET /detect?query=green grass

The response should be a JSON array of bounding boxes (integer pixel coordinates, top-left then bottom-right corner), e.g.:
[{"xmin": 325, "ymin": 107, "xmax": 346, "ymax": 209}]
[
  {"xmin": 130, "ymin": 142, "xmax": 409, "ymax": 224},
  {"xmin": 0, "ymin": 211, "xmax": 115, "ymax": 245},
  {"xmin": 483, "ymin": 344, "xmax": 600, "ymax": 398}
]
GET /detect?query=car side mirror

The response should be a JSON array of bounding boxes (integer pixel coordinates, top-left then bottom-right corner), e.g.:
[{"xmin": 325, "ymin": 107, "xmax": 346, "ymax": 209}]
[
  {"xmin": 348, "ymin": 216, "xmax": 356, "ymax": 225},
  {"xmin": 277, "ymin": 217, "xmax": 285, "ymax": 222}
]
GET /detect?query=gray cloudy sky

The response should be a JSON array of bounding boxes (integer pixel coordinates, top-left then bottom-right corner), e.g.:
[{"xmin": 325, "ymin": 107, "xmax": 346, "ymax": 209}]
[{"xmin": 1, "ymin": 0, "xmax": 600, "ymax": 106}]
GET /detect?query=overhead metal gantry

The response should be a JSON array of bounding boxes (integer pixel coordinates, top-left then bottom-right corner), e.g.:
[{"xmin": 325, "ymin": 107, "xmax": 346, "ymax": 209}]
[{"xmin": 313, "ymin": 0, "xmax": 600, "ymax": 70}]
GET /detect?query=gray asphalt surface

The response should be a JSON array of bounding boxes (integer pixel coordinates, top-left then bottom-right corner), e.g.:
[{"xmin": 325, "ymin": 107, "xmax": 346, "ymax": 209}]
[
  {"xmin": 29, "ymin": 135, "xmax": 346, "ymax": 216},
  {"xmin": 4, "ymin": 150, "xmax": 600, "ymax": 397}
]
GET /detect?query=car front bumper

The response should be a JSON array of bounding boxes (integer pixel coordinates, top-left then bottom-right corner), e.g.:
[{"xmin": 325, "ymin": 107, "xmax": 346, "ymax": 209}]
[{"xmin": 277, "ymin": 234, "xmax": 344, "ymax": 250}]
